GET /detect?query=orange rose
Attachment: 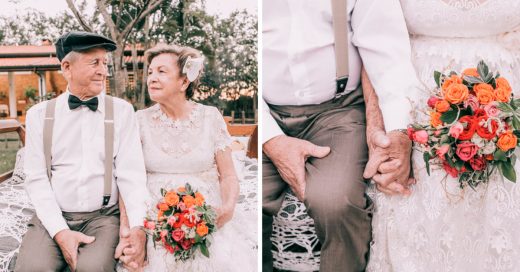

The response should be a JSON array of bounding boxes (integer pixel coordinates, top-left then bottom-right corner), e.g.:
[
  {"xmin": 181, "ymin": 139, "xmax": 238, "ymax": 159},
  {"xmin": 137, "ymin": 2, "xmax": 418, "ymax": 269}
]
[
  {"xmin": 194, "ymin": 192, "xmax": 205, "ymax": 206},
  {"xmin": 485, "ymin": 154, "xmax": 494, "ymax": 161},
  {"xmin": 164, "ymin": 191, "xmax": 180, "ymax": 206},
  {"xmin": 475, "ymin": 86, "xmax": 495, "ymax": 105},
  {"xmin": 442, "ymin": 75, "xmax": 463, "ymax": 93},
  {"xmin": 444, "ymin": 83, "xmax": 469, "ymax": 104},
  {"xmin": 496, "ymin": 77, "xmax": 512, "ymax": 93},
  {"xmin": 495, "ymin": 86, "xmax": 512, "ymax": 102},
  {"xmin": 497, "ymin": 131, "xmax": 517, "ymax": 151},
  {"xmin": 430, "ymin": 111, "xmax": 442, "ymax": 128},
  {"xmin": 462, "ymin": 68, "xmax": 479, "ymax": 78},
  {"xmin": 473, "ymin": 83, "xmax": 494, "ymax": 94},
  {"xmin": 196, "ymin": 223, "xmax": 209, "ymax": 237},
  {"xmin": 182, "ymin": 195, "xmax": 196, "ymax": 208},
  {"xmin": 158, "ymin": 210, "xmax": 164, "ymax": 221},
  {"xmin": 435, "ymin": 100, "xmax": 451, "ymax": 113},
  {"xmin": 158, "ymin": 202, "xmax": 170, "ymax": 211},
  {"xmin": 177, "ymin": 186, "xmax": 186, "ymax": 193}
]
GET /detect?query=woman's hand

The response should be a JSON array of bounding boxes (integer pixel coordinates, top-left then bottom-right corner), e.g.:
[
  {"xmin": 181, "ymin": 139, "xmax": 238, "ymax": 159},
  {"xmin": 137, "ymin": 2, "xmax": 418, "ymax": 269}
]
[{"xmin": 215, "ymin": 205, "xmax": 235, "ymax": 228}]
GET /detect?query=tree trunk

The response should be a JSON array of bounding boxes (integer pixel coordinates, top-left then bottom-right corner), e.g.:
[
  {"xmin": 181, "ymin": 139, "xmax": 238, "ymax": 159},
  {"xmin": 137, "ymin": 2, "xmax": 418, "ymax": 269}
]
[{"xmin": 112, "ymin": 44, "xmax": 126, "ymax": 97}]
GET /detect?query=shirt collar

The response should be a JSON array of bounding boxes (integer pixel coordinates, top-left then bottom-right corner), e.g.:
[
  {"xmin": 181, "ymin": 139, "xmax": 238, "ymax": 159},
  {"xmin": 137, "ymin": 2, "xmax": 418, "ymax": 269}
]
[{"xmin": 64, "ymin": 87, "xmax": 105, "ymax": 114}]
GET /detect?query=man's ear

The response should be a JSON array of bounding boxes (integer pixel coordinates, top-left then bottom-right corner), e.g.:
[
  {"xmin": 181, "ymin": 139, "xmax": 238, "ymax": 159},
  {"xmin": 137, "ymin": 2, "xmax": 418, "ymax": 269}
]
[{"xmin": 61, "ymin": 61, "xmax": 71, "ymax": 80}]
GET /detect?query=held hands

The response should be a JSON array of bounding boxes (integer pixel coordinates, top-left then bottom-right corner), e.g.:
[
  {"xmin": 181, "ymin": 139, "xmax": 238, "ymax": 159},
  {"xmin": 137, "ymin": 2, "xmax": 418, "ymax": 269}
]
[
  {"xmin": 54, "ymin": 229, "xmax": 95, "ymax": 271},
  {"xmin": 263, "ymin": 135, "xmax": 331, "ymax": 201},
  {"xmin": 115, "ymin": 226, "xmax": 147, "ymax": 272},
  {"xmin": 364, "ymin": 127, "xmax": 414, "ymax": 195}
]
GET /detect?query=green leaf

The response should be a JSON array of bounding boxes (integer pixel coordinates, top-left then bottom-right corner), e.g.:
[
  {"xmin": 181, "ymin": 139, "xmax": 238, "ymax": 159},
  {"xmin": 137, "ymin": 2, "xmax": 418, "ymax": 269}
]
[
  {"xmin": 499, "ymin": 161, "xmax": 516, "ymax": 182},
  {"xmin": 477, "ymin": 60, "xmax": 489, "ymax": 80},
  {"xmin": 440, "ymin": 109, "xmax": 458, "ymax": 123},
  {"xmin": 494, "ymin": 149, "xmax": 508, "ymax": 161},
  {"xmin": 161, "ymin": 188, "xmax": 167, "ymax": 197},
  {"xmin": 200, "ymin": 243, "xmax": 210, "ymax": 258},
  {"xmin": 434, "ymin": 71, "xmax": 442, "ymax": 88},
  {"xmin": 497, "ymin": 102, "xmax": 514, "ymax": 113},
  {"xmin": 423, "ymin": 152, "xmax": 431, "ymax": 176},
  {"xmin": 514, "ymin": 130, "xmax": 520, "ymax": 139},
  {"xmin": 464, "ymin": 75, "xmax": 482, "ymax": 84},
  {"xmin": 513, "ymin": 117, "xmax": 520, "ymax": 131}
]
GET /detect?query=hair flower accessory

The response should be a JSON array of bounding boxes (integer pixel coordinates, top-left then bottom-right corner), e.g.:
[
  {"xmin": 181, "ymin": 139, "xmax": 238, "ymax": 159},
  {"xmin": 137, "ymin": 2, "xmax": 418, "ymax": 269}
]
[{"xmin": 183, "ymin": 56, "xmax": 204, "ymax": 82}]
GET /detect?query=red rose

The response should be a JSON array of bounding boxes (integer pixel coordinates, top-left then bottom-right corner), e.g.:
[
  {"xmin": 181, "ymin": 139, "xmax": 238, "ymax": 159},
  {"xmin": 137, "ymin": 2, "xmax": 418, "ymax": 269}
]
[
  {"xmin": 173, "ymin": 214, "xmax": 184, "ymax": 229},
  {"xmin": 473, "ymin": 109, "xmax": 487, "ymax": 119},
  {"xmin": 172, "ymin": 229, "xmax": 185, "ymax": 242},
  {"xmin": 442, "ymin": 162, "xmax": 459, "ymax": 177},
  {"xmin": 181, "ymin": 239, "xmax": 193, "ymax": 250},
  {"xmin": 407, "ymin": 127, "xmax": 415, "ymax": 140},
  {"xmin": 469, "ymin": 156, "xmax": 487, "ymax": 171},
  {"xmin": 456, "ymin": 142, "xmax": 479, "ymax": 161},
  {"xmin": 458, "ymin": 116, "xmax": 477, "ymax": 140},
  {"xmin": 476, "ymin": 117, "xmax": 498, "ymax": 140},
  {"xmin": 164, "ymin": 244, "xmax": 175, "ymax": 254}
]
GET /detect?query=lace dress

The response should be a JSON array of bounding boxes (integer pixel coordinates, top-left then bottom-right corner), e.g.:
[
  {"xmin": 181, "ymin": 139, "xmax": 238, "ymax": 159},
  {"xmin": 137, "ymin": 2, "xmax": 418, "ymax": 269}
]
[
  {"xmin": 137, "ymin": 103, "xmax": 257, "ymax": 271},
  {"xmin": 368, "ymin": 1, "xmax": 520, "ymax": 271}
]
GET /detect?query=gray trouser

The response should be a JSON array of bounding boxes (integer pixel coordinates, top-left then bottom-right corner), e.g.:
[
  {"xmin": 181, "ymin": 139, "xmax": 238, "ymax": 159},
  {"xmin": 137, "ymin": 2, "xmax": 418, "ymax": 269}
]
[
  {"xmin": 263, "ymin": 87, "xmax": 373, "ymax": 272},
  {"xmin": 15, "ymin": 204, "xmax": 120, "ymax": 272}
]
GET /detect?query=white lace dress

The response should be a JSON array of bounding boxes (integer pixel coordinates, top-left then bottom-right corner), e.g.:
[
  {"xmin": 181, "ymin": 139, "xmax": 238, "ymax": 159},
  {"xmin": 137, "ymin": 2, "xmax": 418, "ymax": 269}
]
[
  {"xmin": 137, "ymin": 103, "xmax": 257, "ymax": 272},
  {"xmin": 368, "ymin": 1, "xmax": 520, "ymax": 271}
]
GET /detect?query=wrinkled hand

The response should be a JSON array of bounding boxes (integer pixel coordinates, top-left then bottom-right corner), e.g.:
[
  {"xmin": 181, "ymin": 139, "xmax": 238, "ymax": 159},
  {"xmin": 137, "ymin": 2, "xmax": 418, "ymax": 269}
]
[
  {"xmin": 263, "ymin": 135, "xmax": 331, "ymax": 201},
  {"xmin": 364, "ymin": 128, "xmax": 413, "ymax": 195},
  {"xmin": 215, "ymin": 206, "xmax": 234, "ymax": 228},
  {"xmin": 54, "ymin": 229, "xmax": 95, "ymax": 271},
  {"xmin": 115, "ymin": 226, "xmax": 146, "ymax": 271}
]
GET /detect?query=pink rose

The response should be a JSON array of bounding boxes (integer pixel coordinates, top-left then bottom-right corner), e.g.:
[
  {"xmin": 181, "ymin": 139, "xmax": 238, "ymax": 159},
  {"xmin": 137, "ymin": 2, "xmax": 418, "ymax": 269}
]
[
  {"xmin": 469, "ymin": 156, "xmax": 487, "ymax": 171},
  {"xmin": 427, "ymin": 96, "xmax": 440, "ymax": 108},
  {"xmin": 434, "ymin": 130, "xmax": 442, "ymax": 136},
  {"xmin": 484, "ymin": 102, "xmax": 500, "ymax": 117},
  {"xmin": 436, "ymin": 144, "xmax": 450, "ymax": 158},
  {"xmin": 167, "ymin": 216, "xmax": 177, "ymax": 227},
  {"xmin": 456, "ymin": 142, "xmax": 479, "ymax": 161},
  {"xmin": 172, "ymin": 229, "xmax": 185, "ymax": 242},
  {"xmin": 144, "ymin": 221, "xmax": 156, "ymax": 230},
  {"xmin": 449, "ymin": 122, "xmax": 464, "ymax": 139},
  {"xmin": 160, "ymin": 229, "xmax": 168, "ymax": 239},
  {"xmin": 464, "ymin": 95, "xmax": 479, "ymax": 112},
  {"xmin": 177, "ymin": 202, "xmax": 187, "ymax": 211},
  {"xmin": 413, "ymin": 130, "xmax": 429, "ymax": 144},
  {"xmin": 407, "ymin": 127, "xmax": 415, "ymax": 140}
]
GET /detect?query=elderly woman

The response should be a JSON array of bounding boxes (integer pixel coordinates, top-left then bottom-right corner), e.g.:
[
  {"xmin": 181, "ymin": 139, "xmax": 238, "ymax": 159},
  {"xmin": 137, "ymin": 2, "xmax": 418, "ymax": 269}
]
[{"xmin": 124, "ymin": 44, "xmax": 257, "ymax": 271}]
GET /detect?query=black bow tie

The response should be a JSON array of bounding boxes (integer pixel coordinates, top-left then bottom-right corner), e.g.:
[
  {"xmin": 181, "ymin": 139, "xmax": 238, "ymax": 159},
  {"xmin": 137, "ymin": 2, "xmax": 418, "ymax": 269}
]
[{"xmin": 68, "ymin": 95, "xmax": 98, "ymax": 111}]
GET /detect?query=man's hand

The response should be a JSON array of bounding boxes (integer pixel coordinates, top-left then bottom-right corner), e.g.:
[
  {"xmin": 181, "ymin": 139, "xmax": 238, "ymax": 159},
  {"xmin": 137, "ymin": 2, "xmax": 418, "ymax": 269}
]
[
  {"xmin": 364, "ymin": 128, "xmax": 413, "ymax": 195},
  {"xmin": 263, "ymin": 135, "xmax": 331, "ymax": 201},
  {"xmin": 115, "ymin": 226, "xmax": 147, "ymax": 271},
  {"xmin": 54, "ymin": 229, "xmax": 95, "ymax": 271}
]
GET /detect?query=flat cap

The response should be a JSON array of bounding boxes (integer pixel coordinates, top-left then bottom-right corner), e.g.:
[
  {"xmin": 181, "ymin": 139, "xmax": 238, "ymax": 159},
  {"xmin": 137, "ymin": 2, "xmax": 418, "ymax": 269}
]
[{"xmin": 55, "ymin": 31, "xmax": 117, "ymax": 61}]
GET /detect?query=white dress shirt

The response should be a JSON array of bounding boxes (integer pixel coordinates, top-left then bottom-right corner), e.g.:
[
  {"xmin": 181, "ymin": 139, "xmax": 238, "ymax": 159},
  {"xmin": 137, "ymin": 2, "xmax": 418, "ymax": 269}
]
[
  {"xmin": 262, "ymin": 0, "xmax": 420, "ymax": 143},
  {"xmin": 24, "ymin": 90, "xmax": 149, "ymax": 238}
]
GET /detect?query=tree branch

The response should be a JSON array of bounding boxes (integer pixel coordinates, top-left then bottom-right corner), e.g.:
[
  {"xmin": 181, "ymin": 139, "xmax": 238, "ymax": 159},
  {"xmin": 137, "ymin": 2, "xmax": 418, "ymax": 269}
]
[
  {"xmin": 65, "ymin": 0, "xmax": 93, "ymax": 32},
  {"xmin": 121, "ymin": 0, "xmax": 164, "ymax": 42},
  {"xmin": 96, "ymin": 0, "xmax": 118, "ymax": 41}
]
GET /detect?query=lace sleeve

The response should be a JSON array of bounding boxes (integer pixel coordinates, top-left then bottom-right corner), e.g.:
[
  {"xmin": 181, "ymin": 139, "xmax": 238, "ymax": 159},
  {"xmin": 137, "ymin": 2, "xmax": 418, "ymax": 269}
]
[{"xmin": 211, "ymin": 107, "xmax": 233, "ymax": 153}]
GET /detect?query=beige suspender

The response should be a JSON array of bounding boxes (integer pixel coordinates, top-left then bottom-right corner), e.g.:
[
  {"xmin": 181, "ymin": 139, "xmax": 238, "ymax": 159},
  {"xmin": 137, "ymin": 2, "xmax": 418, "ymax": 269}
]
[
  {"xmin": 43, "ymin": 95, "xmax": 114, "ymax": 207},
  {"xmin": 331, "ymin": 0, "xmax": 349, "ymax": 94},
  {"xmin": 43, "ymin": 99, "xmax": 56, "ymax": 179},
  {"xmin": 103, "ymin": 95, "xmax": 114, "ymax": 206}
]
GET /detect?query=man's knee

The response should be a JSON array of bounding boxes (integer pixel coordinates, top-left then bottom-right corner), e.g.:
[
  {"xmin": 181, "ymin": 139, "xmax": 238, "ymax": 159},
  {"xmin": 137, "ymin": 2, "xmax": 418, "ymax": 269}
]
[
  {"xmin": 305, "ymin": 179, "xmax": 371, "ymax": 221},
  {"xmin": 76, "ymin": 253, "xmax": 117, "ymax": 272}
]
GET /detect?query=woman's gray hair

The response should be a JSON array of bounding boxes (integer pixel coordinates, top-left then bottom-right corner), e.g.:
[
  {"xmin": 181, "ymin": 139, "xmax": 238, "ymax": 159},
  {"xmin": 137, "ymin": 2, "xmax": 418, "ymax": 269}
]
[{"xmin": 145, "ymin": 43, "xmax": 203, "ymax": 99}]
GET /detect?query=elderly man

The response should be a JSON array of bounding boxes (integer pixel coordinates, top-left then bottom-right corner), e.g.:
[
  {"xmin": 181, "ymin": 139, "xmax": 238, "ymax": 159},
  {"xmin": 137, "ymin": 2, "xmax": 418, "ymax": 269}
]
[
  {"xmin": 262, "ymin": 0, "xmax": 418, "ymax": 271},
  {"xmin": 15, "ymin": 31, "xmax": 148, "ymax": 272}
]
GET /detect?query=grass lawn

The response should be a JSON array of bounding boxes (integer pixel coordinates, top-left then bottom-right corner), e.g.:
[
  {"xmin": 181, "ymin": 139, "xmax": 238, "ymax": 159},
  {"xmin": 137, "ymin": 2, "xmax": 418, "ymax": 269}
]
[{"xmin": 0, "ymin": 132, "xmax": 22, "ymax": 174}]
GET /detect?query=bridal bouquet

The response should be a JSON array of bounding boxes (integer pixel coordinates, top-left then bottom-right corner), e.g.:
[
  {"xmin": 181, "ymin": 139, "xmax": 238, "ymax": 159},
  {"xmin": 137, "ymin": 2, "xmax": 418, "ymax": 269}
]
[
  {"xmin": 408, "ymin": 61, "xmax": 519, "ymax": 188},
  {"xmin": 143, "ymin": 183, "xmax": 217, "ymax": 261}
]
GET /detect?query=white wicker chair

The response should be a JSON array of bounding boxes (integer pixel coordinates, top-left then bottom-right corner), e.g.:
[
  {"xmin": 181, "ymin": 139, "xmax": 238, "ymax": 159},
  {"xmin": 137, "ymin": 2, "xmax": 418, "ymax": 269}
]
[{"xmin": 271, "ymin": 191, "xmax": 320, "ymax": 271}]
